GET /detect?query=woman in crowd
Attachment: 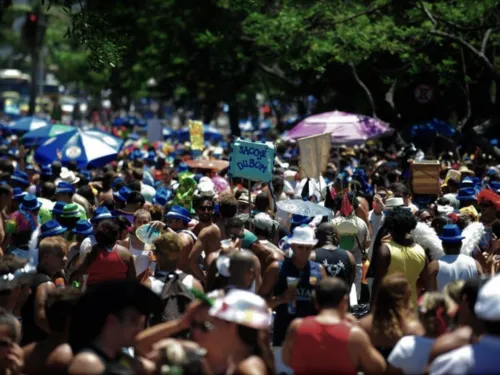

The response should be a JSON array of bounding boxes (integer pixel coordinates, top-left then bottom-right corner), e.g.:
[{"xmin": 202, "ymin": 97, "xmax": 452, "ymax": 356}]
[{"xmin": 359, "ymin": 273, "xmax": 423, "ymax": 359}]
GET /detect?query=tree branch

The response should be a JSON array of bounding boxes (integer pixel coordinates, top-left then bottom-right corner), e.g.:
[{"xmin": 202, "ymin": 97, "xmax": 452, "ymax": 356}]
[
  {"xmin": 481, "ymin": 28, "xmax": 494, "ymax": 55},
  {"xmin": 457, "ymin": 47, "xmax": 471, "ymax": 131},
  {"xmin": 330, "ymin": 3, "xmax": 389, "ymax": 26},
  {"xmin": 349, "ymin": 62, "xmax": 376, "ymax": 118},
  {"xmin": 258, "ymin": 62, "xmax": 300, "ymax": 87}
]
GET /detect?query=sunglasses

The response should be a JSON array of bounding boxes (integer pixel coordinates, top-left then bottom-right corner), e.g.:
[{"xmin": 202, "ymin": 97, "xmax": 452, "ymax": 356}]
[
  {"xmin": 191, "ymin": 320, "xmax": 215, "ymax": 333},
  {"xmin": 0, "ymin": 339, "xmax": 12, "ymax": 348},
  {"xmin": 198, "ymin": 206, "xmax": 213, "ymax": 212}
]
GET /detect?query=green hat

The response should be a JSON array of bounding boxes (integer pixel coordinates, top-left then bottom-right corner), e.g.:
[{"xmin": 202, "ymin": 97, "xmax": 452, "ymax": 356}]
[{"xmin": 61, "ymin": 203, "xmax": 81, "ymax": 218}]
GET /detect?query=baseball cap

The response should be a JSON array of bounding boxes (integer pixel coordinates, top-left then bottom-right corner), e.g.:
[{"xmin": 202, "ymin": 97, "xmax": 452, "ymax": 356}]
[{"xmin": 475, "ymin": 275, "xmax": 500, "ymax": 321}]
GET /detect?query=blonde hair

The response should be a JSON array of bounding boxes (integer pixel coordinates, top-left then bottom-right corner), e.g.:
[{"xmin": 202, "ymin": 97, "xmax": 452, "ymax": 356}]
[
  {"xmin": 443, "ymin": 280, "xmax": 464, "ymax": 306},
  {"xmin": 134, "ymin": 208, "xmax": 151, "ymax": 222},
  {"xmin": 153, "ymin": 232, "xmax": 182, "ymax": 263},
  {"xmin": 39, "ymin": 236, "xmax": 69, "ymax": 261},
  {"xmin": 418, "ymin": 292, "xmax": 452, "ymax": 336},
  {"xmin": 372, "ymin": 273, "xmax": 414, "ymax": 339}
]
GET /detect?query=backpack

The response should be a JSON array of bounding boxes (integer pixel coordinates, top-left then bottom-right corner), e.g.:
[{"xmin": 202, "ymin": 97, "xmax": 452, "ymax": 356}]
[{"xmin": 152, "ymin": 272, "xmax": 194, "ymax": 325}]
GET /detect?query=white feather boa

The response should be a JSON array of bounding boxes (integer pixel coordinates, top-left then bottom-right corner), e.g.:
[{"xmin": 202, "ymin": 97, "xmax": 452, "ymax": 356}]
[
  {"xmin": 411, "ymin": 222, "xmax": 444, "ymax": 260},
  {"xmin": 460, "ymin": 222, "xmax": 485, "ymax": 256}
]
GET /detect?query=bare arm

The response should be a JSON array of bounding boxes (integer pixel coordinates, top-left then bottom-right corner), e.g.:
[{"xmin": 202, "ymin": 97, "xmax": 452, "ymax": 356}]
[
  {"xmin": 178, "ymin": 233, "xmax": 194, "ymax": 273},
  {"xmin": 188, "ymin": 230, "xmax": 208, "ymax": 282},
  {"xmin": 371, "ymin": 243, "xmax": 390, "ymax": 306},
  {"xmin": 252, "ymin": 253, "xmax": 262, "ymax": 293},
  {"xmin": 34, "ymin": 282, "xmax": 56, "ymax": 334},
  {"xmin": 258, "ymin": 262, "xmax": 279, "ymax": 298},
  {"xmin": 68, "ymin": 353, "xmax": 105, "ymax": 375},
  {"xmin": 349, "ymin": 326, "xmax": 386, "ymax": 375},
  {"xmin": 135, "ymin": 318, "xmax": 188, "ymax": 357},
  {"xmin": 282, "ymin": 318, "xmax": 301, "ymax": 367},
  {"xmin": 117, "ymin": 247, "xmax": 137, "ymax": 280},
  {"xmin": 427, "ymin": 260, "xmax": 439, "ymax": 292}
]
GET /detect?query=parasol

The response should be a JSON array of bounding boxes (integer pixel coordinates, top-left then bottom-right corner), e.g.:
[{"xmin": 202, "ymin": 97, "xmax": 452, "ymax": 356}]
[
  {"xmin": 277, "ymin": 199, "xmax": 333, "ymax": 218},
  {"xmin": 185, "ymin": 159, "xmax": 229, "ymax": 172}
]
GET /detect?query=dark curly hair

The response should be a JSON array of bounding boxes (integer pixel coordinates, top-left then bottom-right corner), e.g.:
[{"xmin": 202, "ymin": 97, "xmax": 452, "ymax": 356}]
[{"xmin": 384, "ymin": 207, "xmax": 417, "ymax": 234}]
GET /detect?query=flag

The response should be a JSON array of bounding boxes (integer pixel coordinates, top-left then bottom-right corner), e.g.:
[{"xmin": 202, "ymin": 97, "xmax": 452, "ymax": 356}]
[
  {"xmin": 297, "ymin": 133, "xmax": 331, "ymax": 179},
  {"xmin": 189, "ymin": 120, "xmax": 204, "ymax": 150}
]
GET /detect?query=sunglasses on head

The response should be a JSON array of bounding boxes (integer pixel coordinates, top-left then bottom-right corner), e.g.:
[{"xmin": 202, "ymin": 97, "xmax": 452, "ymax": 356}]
[{"xmin": 191, "ymin": 320, "xmax": 215, "ymax": 333}]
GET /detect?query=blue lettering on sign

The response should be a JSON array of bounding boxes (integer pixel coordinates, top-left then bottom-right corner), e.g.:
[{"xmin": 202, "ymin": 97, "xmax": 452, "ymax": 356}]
[
  {"xmin": 237, "ymin": 159, "xmax": 267, "ymax": 173},
  {"xmin": 239, "ymin": 146, "xmax": 267, "ymax": 160}
]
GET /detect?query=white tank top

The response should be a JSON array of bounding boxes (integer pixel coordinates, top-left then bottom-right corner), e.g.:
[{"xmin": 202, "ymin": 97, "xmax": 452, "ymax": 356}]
[
  {"xmin": 129, "ymin": 241, "xmax": 155, "ymax": 276},
  {"xmin": 437, "ymin": 254, "xmax": 478, "ymax": 292}
]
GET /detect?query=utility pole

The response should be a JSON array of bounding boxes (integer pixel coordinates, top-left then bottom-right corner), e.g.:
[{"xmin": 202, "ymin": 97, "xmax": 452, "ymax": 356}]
[{"xmin": 22, "ymin": 6, "xmax": 48, "ymax": 116}]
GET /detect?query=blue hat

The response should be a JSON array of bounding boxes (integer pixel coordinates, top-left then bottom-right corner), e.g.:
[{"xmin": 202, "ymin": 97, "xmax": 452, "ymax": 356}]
[
  {"xmin": 56, "ymin": 181, "xmax": 75, "ymax": 194},
  {"xmin": 177, "ymin": 162, "xmax": 188, "ymax": 173},
  {"xmin": 490, "ymin": 181, "xmax": 500, "ymax": 193},
  {"xmin": 456, "ymin": 187, "xmax": 477, "ymax": 201},
  {"xmin": 290, "ymin": 214, "xmax": 312, "ymax": 227},
  {"xmin": 51, "ymin": 201, "xmax": 67, "ymax": 215},
  {"xmin": 72, "ymin": 219, "xmax": 94, "ymax": 236},
  {"xmin": 11, "ymin": 170, "xmax": 29, "ymax": 187},
  {"xmin": 111, "ymin": 177, "xmax": 125, "ymax": 190},
  {"xmin": 153, "ymin": 191, "xmax": 170, "ymax": 207},
  {"xmin": 91, "ymin": 206, "xmax": 114, "ymax": 223},
  {"xmin": 25, "ymin": 164, "xmax": 36, "ymax": 173},
  {"xmin": 39, "ymin": 219, "xmax": 67, "ymax": 239},
  {"xmin": 19, "ymin": 194, "xmax": 42, "ymax": 211},
  {"xmin": 439, "ymin": 224, "xmax": 465, "ymax": 243},
  {"xmin": 41, "ymin": 165, "xmax": 52, "ymax": 177},
  {"xmin": 165, "ymin": 205, "xmax": 191, "ymax": 223},
  {"xmin": 12, "ymin": 187, "xmax": 26, "ymax": 202},
  {"xmin": 113, "ymin": 186, "xmax": 132, "ymax": 202},
  {"xmin": 147, "ymin": 151, "xmax": 156, "ymax": 161},
  {"xmin": 460, "ymin": 177, "xmax": 474, "ymax": 188}
]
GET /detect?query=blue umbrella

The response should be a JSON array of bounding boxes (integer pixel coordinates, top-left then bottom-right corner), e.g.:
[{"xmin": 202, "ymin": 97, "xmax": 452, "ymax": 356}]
[
  {"xmin": 9, "ymin": 116, "xmax": 49, "ymax": 133},
  {"xmin": 21, "ymin": 124, "xmax": 76, "ymax": 147},
  {"xmin": 34, "ymin": 129, "xmax": 124, "ymax": 168},
  {"xmin": 276, "ymin": 199, "xmax": 333, "ymax": 218}
]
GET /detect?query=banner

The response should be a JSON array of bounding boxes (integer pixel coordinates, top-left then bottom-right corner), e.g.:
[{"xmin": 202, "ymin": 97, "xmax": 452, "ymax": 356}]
[
  {"xmin": 297, "ymin": 133, "xmax": 331, "ymax": 179},
  {"xmin": 147, "ymin": 119, "xmax": 163, "ymax": 143},
  {"xmin": 229, "ymin": 138, "xmax": 275, "ymax": 182},
  {"xmin": 189, "ymin": 120, "xmax": 204, "ymax": 150}
]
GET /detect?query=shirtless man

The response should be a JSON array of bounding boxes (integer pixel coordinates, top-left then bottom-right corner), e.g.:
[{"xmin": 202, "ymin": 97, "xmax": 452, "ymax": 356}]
[
  {"xmin": 191, "ymin": 196, "xmax": 216, "ymax": 237},
  {"xmin": 188, "ymin": 193, "xmax": 279, "ymax": 286},
  {"xmin": 23, "ymin": 289, "xmax": 81, "ymax": 375}
]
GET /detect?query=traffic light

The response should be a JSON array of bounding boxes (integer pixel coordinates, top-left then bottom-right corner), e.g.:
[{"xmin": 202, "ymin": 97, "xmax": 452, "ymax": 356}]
[{"xmin": 23, "ymin": 11, "xmax": 39, "ymax": 50}]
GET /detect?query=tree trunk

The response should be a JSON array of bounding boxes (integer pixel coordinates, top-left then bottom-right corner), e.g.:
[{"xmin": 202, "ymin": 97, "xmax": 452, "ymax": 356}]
[
  {"xmin": 228, "ymin": 100, "xmax": 241, "ymax": 138},
  {"xmin": 28, "ymin": 49, "xmax": 39, "ymax": 116}
]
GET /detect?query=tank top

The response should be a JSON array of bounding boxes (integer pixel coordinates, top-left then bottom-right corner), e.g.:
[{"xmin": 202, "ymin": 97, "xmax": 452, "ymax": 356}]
[
  {"xmin": 437, "ymin": 254, "xmax": 478, "ymax": 292},
  {"xmin": 272, "ymin": 258, "xmax": 322, "ymax": 346},
  {"xmin": 21, "ymin": 272, "xmax": 52, "ymax": 345},
  {"xmin": 129, "ymin": 240, "xmax": 154, "ymax": 276},
  {"xmin": 86, "ymin": 246, "xmax": 128, "ymax": 286},
  {"xmin": 313, "ymin": 247, "xmax": 352, "ymax": 286},
  {"xmin": 386, "ymin": 241, "xmax": 426, "ymax": 307},
  {"xmin": 291, "ymin": 317, "xmax": 356, "ymax": 375}
]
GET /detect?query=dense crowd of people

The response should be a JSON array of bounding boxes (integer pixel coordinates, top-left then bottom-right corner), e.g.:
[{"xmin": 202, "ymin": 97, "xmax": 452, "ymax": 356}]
[{"xmin": 0, "ymin": 135, "xmax": 499, "ymax": 375}]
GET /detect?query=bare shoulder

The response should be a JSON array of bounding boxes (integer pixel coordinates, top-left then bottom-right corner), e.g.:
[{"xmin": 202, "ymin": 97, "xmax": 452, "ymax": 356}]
[
  {"xmin": 404, "ymin": 319, "xmax": 425, "ymax": 336},
  {"xmin": 115, "ymin": 244, "xmax": 132, "ymax": 259},
  {"xmin": 68, "ymin": 352, "xmax": 105, "ymax": 375},
  {"xmin": 199, "ymin": 224, "xmax": 219, "ymax": 238},
  {"xmin": 237, "ymin": 355, "xmax": 268, "ymax": 375},
  {"xmin": 358, "ymin": 314, "xmax": 373, "ymax": 333},
  {"xmin": 349, "ymin": 324, "xmax": 370, "ymax": 343},
  {"xmin": 46, "ymin": 343, "xmax": 74, "ymax": 370}
]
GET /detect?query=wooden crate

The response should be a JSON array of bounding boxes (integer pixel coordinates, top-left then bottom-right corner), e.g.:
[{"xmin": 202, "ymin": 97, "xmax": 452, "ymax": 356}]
[{"xmin": 411, "ymin": 161, "xmax": 440, "ymax": 195}]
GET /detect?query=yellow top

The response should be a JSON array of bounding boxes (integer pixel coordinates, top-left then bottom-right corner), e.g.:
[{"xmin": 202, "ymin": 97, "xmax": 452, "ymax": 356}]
[{"xmin": 386, "ymin": 240, "xmax": 426, "ymax": 307}]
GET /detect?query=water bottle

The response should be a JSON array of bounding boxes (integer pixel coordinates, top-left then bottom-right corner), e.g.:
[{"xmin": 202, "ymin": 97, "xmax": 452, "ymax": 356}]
[{"xmin": 286, "ymin": 277, "xmax": 299, "ymax": 314}]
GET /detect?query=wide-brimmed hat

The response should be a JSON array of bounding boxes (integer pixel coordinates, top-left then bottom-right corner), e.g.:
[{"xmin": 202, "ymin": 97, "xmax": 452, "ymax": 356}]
[
  {"xmin": 385, "ymin": 197, "xmax": 404, "ymax": 209},
  {"xmin": 237, "ymin": 193, "xmax": 251, "ymax": 204},
  {"xmin": 253, "ymin": 212, "xmax": 279, "ymax": 232},
  {"xmin": 51, "ymin": 201, "xmax": 67, "ymax": 216},
  {"xmin": 39, "ymin": 219, "xmax": 67, "ymax": 239},
  {"xmin": 72, "ymin": 219, "xmax": 94, "ymax": 236},
  {"xmin": 474, "ymin": 275, "xmax": 500, "ymax": 321},
  {"xmin": 459, "ymin": 165, "xmax": 475, "ymax": 176},
  {"xmin": 165, "ymin": 205, "xmax": 191, "ymax": 223},
  {"xmin": 61, "ymin": 203, "xmax": 81, "ymax": 218},
  {"xmin": 197, "ymin": 180, "xmax": 216, "ymax": 198},
  {"xmin": 113, "ymin": 186, "xmax": 132, "ymax": 202},
  {"xmin": 287, "ymin": 226, "xmax": 318, "ymax": 246},
  {"xmin": 456, "ymin": 187, "xmax": 477, "ymax": 201},
  {"xmin": 209, "ymin": 289, "xmax": 271, "ymax": 329},
  {"xmin": 12, "ymin": 187, "xmax": 26, "ymax": 202},
  {"xmin": 57, "ymin": 167, "xmax": 80, "ymax": 185},
  {"xmin": 438, "ymin": 224, "xmax": 465, "ymax": 243},
  {"xmin": 290, "ymin": 214, "xmax": 312, "ymax": 227},
  {"xmin": 91, "ymin": 206, "xmax": 114, "ymax": 223},
  {"xmin": 19, "ymin": 194, "xmax": 42, "ymax": 211},
  {"xmin": 56, "ymin": 181, "xmax": 75, "ymax": 195},
  {"xmin": 11, "ymin": 170, "xmax": 29, "ymax": 187}
]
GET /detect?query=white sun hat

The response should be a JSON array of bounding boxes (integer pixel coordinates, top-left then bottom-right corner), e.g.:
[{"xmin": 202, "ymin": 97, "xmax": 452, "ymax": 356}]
[
  {"xmin": 475, "ymin": 275, "xmax": 500, "ymax": 321},
  {"xmin": 209, "ymin": 289, "xmax": 271, "ymax": 329},
  {"xmin": 287, "ymin": 226, "xmax": 318, "ymax": 246}
]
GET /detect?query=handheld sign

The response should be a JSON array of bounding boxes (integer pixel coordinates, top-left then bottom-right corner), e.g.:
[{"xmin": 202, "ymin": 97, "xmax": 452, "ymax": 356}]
[
  {"xmin": 229, "ymin": 138, "xmax": 275, "ymax": 182},
  {"xmin": 136, "ymin": 223, "xmax": 162, "ymax": 245},
  {"xmin": 189, "ymin": 120, "xmax": 204, "ymax": 150}
]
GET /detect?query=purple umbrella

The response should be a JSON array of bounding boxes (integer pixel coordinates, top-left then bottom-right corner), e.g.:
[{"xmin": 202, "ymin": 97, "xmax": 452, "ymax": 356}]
[{"xmin": 285, "ymin": 111, "xmax": 392, "ymax": 144}]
